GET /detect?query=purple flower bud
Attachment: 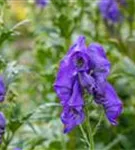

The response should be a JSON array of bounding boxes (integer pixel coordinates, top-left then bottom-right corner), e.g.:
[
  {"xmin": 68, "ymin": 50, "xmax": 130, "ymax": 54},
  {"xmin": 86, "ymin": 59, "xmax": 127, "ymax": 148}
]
[
  {"xmin": 36, "ymin": 0, "xmax": 48, "ymax": 7},
  {"xmin": 0, "ymin": 76, "xmax": 6, "ymax": 102},
  {"xmin": 99, "ymin": 0, "xmax": 123, "ymax": 23}
]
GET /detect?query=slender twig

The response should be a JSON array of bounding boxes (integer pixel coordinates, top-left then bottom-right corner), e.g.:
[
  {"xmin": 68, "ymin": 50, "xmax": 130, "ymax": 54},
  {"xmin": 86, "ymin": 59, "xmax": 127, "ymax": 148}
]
[
  {"xmin": 86, "ymin": 107, "xmax": 94, "ymax": 150},
  {"xmin": 79, "ymin": 125, "xmax": 90, "ymax": 147},
  {"xmin": 92, "ymin": 111, "xmax": 104, "ymax": 136},
  {"xmin": 104, "ymin": 135, "xmax": 123, "ymax": 150},
  {"xmin": 12, "ymin": 19, "xmax": 30, "ymax": 31}
]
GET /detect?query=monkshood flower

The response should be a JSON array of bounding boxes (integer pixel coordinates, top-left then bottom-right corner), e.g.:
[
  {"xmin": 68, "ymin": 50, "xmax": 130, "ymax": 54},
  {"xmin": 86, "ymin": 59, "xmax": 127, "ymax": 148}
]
[
  {"xmin": 0, "ymin": 76, "xmax": 6, "ymax": 102},
  {"xmin": 54, "ymin": 36, "xmax": 123, "ymax": 133},
  {"xmin": 0, "ymin": 112, "xmax": 6, "ymax": 144},
  {"xmin": 36, "ymin": 0, "xmax": 48, "ymax": 7},
  {"xmin": 99, "ymin": 0, "xmax": 123, "ymax": 23}
]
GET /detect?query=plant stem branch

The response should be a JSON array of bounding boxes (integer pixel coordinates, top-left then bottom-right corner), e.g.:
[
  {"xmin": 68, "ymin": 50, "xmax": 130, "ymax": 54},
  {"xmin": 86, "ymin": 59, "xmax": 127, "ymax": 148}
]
[
  {"xmin": 92, "ymin": 111, "xmax": 104, "ymax": 136},
  {"xmin": 79, "ymin": 125, "xmax": 90, "ymax": 147},
  {"xmin": 86, "ymin": 107, "xmax": 94, "ymax": 150}
]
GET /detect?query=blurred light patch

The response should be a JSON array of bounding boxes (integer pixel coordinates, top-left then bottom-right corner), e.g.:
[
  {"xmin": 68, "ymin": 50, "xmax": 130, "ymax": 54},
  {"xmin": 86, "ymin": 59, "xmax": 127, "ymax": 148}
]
[{"xmin": 9, "ymin": 0, "xmax": 28, "ymax": 20}]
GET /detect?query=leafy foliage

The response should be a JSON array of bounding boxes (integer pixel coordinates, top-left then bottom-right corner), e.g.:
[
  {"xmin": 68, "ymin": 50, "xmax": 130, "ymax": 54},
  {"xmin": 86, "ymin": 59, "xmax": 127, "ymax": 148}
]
[{"xmin": 0, "ymin": 0, "xmax": 135, "ymax": 150}]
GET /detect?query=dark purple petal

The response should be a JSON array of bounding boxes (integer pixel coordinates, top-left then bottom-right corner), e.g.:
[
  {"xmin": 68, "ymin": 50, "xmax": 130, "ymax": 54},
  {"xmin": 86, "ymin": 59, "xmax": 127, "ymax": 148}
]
[
  {"xmin": 78, "ymin": 72, "xmax": 95, "ymax": 93},
  {"xmin": 88, "ymin": 43, "xmax": 111, "ymax": 80},
  {"xmin": 54, "ymin": 58, "xmax": 76, "ymax": 89},
  {"xmin": 94, "ymin": 82, "xmax": 123, "ymax": 125},
  {"xmin": 61, "ymin": 106, "xmax": 85, "ymax": 133},
  {"xmin": 54, "ymin": 59, "xmax": 76, "ymax": 105},
  {"xmin": 68, "ymin": 79, "xmax": 84, "ymax": 106},
  {"xmin": 0, "ymin": 76, "xmax": 6, "ymax": 102},
  {"xmin": 54, "ymin": 86, "xmax": 71, "ymax": 105},
  {"xmin": 60, "ymin": 80, "xmax": 85, "ymax": 133}
]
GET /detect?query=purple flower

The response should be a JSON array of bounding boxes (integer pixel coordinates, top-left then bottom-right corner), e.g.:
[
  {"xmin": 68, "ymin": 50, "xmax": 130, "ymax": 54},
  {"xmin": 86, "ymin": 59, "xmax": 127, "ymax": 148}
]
[
  {"xmin": 36, "ymin": 0, "xmax": 48, "ymax": 7},
  {"xmin": 54, "ymin": 36, "xmax": 123, "ymax": 133},
  {"xmin": 54, "ymin": 36, "xmax": 92, "ymax": 133},
  {"xmin": 99, "ymin": 0, "xmax": 122, "ymax": 23},
  {"xmin": 0, "ymin": 76, "xmax": 6, "ymax": 102},
  {"xmin": 13, "ymin": 148, "xmax": 22, "ymax": 150},
  {"xmin": 0, "ymin": 112, "xmax": 6, "ymax": 144}
]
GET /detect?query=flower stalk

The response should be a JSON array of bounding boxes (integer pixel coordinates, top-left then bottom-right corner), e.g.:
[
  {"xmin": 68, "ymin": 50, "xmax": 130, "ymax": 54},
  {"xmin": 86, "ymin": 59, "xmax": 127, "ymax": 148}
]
[{"xmin": 86, "ymin": 106, "xmax": 94, "ymax": 150}]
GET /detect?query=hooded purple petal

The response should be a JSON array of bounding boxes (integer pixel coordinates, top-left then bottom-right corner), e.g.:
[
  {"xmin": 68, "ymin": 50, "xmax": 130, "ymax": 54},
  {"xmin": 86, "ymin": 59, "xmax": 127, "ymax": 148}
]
[
  {"xmin": 0, "ymin": 76, "xmax": 6, "ymax": 102},
  {"xmin": 61, "ymin": 106, "xmax": 85, "ymax": 133},
  {"xmin": 94, "ymin": 82, "xmax": 123, "ymax": 125},
  {"xmin": 61, "ymin": 80, "xmax": 85, "ymax": 133},
  {"xmin": 67, "ymin": 36, "xmax": 90, "ymax": 72},
  {"xmin": 88, "ymin": 43, "xmax": 111, "ymax": 81},
  {"xmin": 68, "ymin": 36, "xmax": 87, "ymax": 56},
  {"xmin": 68, "ymin": 80, "xmax": 84, "ymax": 106}
]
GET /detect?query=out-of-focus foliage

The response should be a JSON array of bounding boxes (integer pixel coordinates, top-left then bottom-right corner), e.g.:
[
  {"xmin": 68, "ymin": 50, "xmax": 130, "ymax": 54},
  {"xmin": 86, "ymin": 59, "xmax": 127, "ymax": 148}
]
[{"xmin": 0, "ymin": 0, "xmax": 135, "ymax": 150}]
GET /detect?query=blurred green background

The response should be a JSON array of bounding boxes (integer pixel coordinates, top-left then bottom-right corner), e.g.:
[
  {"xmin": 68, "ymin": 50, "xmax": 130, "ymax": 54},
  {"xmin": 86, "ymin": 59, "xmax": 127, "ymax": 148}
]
[{"xmin": 0, "ymin": 0, "xmax": 135, "ymax": 150}]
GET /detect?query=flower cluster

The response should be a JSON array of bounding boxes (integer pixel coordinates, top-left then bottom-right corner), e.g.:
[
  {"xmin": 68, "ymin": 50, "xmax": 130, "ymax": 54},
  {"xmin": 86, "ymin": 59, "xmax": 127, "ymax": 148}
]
[
  {"xmin": 0, "ymin": 76, "xmax": 6, "ymax": 143},
  {"xmin": 54, "ymin": 36, "xmax": 123, "ymax": 133},
  {"xmin": 98, "ymin": 0, "xmax": 126, "ymax": 23}
]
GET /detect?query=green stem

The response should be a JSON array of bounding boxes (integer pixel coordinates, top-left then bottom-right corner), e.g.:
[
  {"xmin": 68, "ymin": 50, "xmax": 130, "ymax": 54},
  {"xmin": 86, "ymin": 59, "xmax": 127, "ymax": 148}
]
[
  {"xmin": 86, "ymin": 107, "xmax": 94, "ymax": 150},
  {"xmin": 79, "ymin": 125, "xmax": 90, "ymax": 147},
  {"xmin": 1, "ymin": 132, "xmax": 14, "ymax": 150},
  {"xmin": 61, "ymin": 134, "xmax": 67, "ymax": 150},
  {"xmin": 92, "ymin": 111, "xmax": 104, "ymax": 136}
]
